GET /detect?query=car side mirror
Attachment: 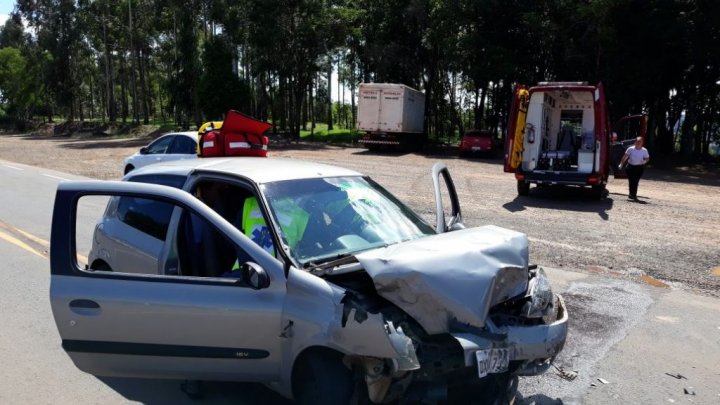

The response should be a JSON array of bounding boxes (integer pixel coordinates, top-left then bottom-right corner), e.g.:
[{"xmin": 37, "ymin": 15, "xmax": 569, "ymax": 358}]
[
  {"xmin": 240, "ymin": 262, "xmax": 270, "ymax": 290},
  {"xmin": 140, "ymin": 146, "xmax": 148, "ymax": 155}
]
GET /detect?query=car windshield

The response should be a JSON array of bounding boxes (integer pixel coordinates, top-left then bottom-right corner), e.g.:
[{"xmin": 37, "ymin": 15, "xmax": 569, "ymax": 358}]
[{"xmin": 262, "ymin": 176, "xmax": 435, "ymax": 266}]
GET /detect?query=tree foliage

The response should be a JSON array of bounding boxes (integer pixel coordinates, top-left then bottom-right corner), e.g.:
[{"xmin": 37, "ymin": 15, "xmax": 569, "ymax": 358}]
[{"xmin": 0, "ymin": 0, "xmax": 717, "ymax": 157}]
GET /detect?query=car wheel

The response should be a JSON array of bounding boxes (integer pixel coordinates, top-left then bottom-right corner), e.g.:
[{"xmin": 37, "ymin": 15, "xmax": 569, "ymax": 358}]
[
  {"xmin": 91, "ymin": 261, "xmax": 112, "ymax": 272},
  {"xmin": 517, "ymin": 180, "xmax": 530, "ymax": 196},
  {"xmin": 124, "ymin": 165, "xmax": 135, "ymax": 175},
  {"xmin": 449, "ymin": 372, "xmax": 519, "ymax": 405},
  {"xmin": 292, "ymin": 348, "xmax": 355, "ymax": 405}
]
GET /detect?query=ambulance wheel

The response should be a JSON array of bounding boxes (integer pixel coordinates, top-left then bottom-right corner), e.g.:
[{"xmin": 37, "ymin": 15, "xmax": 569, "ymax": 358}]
[
  {"xmin": 591, "ymin": 184, "xmax": 606, "ymax": 200},
  {"xmin": 517, "ymin": 180, "xmax": 530, "ymax": 196},
  {"xmin": 124, "ymin": 164, "xmax": 135, "ymax": 175}
]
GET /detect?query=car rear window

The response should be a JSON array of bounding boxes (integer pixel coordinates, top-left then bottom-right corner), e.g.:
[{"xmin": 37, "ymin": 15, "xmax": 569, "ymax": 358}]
[
  {"xmin": 115, "ymin": 175, "xmax": 187, "ymax": 240},
  {"xmin": 465, "ymin": 132, "xmax": 491, "ymax": 138}
]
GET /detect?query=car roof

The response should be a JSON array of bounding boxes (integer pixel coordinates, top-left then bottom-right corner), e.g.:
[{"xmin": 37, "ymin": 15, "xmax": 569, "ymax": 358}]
[{"xmin": 127, "ymin": 157, "xmax": 364, "ymax": 184}]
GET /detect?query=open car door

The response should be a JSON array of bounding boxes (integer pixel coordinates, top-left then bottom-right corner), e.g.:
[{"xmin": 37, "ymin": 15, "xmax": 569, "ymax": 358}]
[
  {"xmin": 431, "ymin": 163, "xmax": 464, "ymax": 233},
  {"xmin": 49, "ymin": 181, "xmax": 285, "ymax": 382},
  {"xmin": 612, "ymin": 114, "xmax": 648, "ymax": 178},
  {"xmin": 504, "ymin": 85, "xmax": 529, "ymax": 173}
]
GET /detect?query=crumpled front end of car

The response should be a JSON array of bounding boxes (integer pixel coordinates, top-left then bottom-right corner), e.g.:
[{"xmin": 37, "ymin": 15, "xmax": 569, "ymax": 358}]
[{"xmin": 331, "ymin": 226, "xmax": 569, "ymax": 403}]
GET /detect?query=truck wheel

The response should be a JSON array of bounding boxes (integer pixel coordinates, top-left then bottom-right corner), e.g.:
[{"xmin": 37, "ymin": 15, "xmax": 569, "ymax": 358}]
[
  {"xmin": 517, "ymin": 180, "xmax": 530, "ymax": 196},
  {"xmin": 292, "ymin": 348, "xmax": 355, "ymax": 405}
]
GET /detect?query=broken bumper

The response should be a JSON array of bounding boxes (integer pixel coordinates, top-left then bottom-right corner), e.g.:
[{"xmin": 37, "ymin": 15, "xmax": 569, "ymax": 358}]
[{"xmin": 452, "ymin": 294, "xmax": 568, "ymax": 376}]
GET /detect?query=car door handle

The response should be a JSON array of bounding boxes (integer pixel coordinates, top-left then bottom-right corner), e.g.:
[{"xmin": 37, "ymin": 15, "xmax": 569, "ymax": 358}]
[
  {"xmin": 70, "ymin": 299, "xmax": 100, "ymax": 309},
  {"xmin": 69, "ymin": 299, "xmax": 101, "ymax": 316}
]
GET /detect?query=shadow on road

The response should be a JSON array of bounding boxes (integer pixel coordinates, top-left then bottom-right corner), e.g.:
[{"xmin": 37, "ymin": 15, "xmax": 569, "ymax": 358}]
[
  {"xmin": 516, "ymin": 393, "xmax": 564, "ymax": 405},
  {"xmin": 642, "ymin": 168, "xmax": 720, "ymax": 188},
  {"xmin": 99, "ymin": 377, "xmax": 290, "ymax": 404},
  {"xmin": 502, "ymin": 186, "xmax": 614, "ymax": 220}
]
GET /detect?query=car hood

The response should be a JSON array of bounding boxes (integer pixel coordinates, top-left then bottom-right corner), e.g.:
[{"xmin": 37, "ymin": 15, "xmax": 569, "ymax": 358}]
[{"xmin": 355, "ymin": 225, "xmax": 529, "ymax": 335}]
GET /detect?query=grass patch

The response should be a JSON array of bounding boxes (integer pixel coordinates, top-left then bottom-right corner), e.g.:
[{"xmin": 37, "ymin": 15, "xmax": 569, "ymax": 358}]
[{"xmin": 300, "ymin": 123, "xmax": 360, "ymax": 144}]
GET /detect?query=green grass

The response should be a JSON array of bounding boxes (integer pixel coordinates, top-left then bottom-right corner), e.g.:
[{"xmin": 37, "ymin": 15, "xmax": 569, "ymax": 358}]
[{"xmin": 299, "ymin": 123, "xmax": 360, "ymax": 144}]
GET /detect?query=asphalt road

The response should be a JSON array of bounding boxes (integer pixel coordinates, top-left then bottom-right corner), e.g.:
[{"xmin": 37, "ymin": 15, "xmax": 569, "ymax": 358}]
[{"xmin": 0, "ymin": 159, "xmax": 719, "ymax": 404}]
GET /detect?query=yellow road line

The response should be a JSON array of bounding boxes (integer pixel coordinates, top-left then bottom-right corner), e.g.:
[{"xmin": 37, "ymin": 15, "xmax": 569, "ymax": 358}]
[
  {"xmin": 0, "ymin": 226, "xmax": 88, "ymax": 265},
  {"xmin": 13, "ymin": 228, "xmax": 50, "ymax": 247},
  {"xmin": 0, "ymin": 230, "xmax": 46, "ymax": 259}
]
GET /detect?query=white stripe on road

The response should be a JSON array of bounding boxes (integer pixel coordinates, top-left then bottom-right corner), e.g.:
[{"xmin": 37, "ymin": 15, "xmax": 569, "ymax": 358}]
[
  {"xmin": 42, "ymin": 174, "xmax": 71, "ymax": 182},
  {"xmin": 2, "ymin": 164, "xmax": 23, "ymax": 171}
]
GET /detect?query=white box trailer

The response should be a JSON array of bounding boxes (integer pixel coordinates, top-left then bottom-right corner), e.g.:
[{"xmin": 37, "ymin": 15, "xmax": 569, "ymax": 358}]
[{"xmin": 357, "ymin": 83, "xmax": 425, "ymax": 149}]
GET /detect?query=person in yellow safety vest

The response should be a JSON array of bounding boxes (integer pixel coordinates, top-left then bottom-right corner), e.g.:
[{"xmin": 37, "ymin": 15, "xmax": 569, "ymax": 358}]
[{"xmin": 228, "ymin": 196, "xmax": 310, "ymax": 274}]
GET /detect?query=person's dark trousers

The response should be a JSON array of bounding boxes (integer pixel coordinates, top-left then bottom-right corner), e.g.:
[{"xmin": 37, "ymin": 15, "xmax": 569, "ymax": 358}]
[{"xmin": 626, "ymin": 164, "xmax": 644, "ymax": 198}]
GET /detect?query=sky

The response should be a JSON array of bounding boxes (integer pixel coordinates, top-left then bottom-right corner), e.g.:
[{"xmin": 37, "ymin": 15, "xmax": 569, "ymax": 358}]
[{"xmin": 0, "ymin": 0, "xmax": 13, "ymax": 26}]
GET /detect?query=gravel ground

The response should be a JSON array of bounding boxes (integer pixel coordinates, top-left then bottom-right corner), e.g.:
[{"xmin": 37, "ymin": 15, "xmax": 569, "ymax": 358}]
[{"xmin": 1, "ymin": 133, "xmax": 718, "ymax": 296}]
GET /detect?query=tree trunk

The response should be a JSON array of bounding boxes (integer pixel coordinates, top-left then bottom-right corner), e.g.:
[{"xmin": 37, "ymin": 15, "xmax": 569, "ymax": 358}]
[
  {"xmin": 128, "ymin": 1, "xmax": 139, "ymax": 124},
  {"xmin": 137, "ymin": 47, "xmax": 149, "ymax": 124},
  {"xmin": 102, "ymin": 8, "xmax": 115, "ymax": 122},
  {"xmin": 327, "ymin": 65, "xmax": 333, "ymax": 131},
  {"xmin": 120, "ymin": 58, "xmax": 128, "ymax": 123},
  {"xmin": 479, "ymin": 82, "xmax": 488, "ymax": 129}
]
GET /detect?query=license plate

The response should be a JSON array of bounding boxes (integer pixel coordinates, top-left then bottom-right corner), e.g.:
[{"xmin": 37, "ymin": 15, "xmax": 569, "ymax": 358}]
[
  {"xmin": 475, "ymin": 348, "xmax": 510, "ymax": 379},
  {"xmin": 471, "ymin": 147, "xmax": 481, "ymax": 151}
]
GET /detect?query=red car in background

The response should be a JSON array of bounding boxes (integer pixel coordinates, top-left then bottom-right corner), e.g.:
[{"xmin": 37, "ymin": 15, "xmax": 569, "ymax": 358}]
[{"xmin": 459, "ymin": 130, "xmax": 497, "ymax": 157}]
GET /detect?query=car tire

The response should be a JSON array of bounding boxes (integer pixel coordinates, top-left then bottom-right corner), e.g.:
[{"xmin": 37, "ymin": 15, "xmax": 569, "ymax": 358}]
[
  {"xmin": 517, "ymin": 180, "xmax": 530, "ymax": 196},
  {"xmin": 124, "ymin": 165, "xmax": 135, "ymax": 175},
  {"xmin": 292, "ymin": 348, "xmax": 355, "ymax": 405},
  {"xmin": 92, "ymin": 261, "xmax": 112, "ymax": 272},
  {"xmin": 449, "ymin": 372, "xmax": 519, "ymax": 405}
]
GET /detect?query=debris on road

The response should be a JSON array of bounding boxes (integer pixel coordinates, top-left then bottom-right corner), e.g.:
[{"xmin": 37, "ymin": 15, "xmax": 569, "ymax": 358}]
[
  {"xmin": 597, "ymin": 378, "xmax": 609, "ymax": 384},
  {"xmin": 554, "ymin": 365, "xmax": 578, "ymax": 381},
  {"xmin": 683, "ymin": 387, "xmax": 696, "ymax": 395},
  {"xmin": 665, "ymin": 372, "xmax": 688, "ymax": 380},
  {"xmin": 640, "ymin": 274, "xmax": 670, "ymax": 288}
]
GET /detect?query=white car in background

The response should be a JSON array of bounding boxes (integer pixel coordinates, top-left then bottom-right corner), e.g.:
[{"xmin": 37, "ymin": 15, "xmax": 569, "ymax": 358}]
[{"xmin": 123, "ymin": 131, "xmax": 197, "ymax": 174}]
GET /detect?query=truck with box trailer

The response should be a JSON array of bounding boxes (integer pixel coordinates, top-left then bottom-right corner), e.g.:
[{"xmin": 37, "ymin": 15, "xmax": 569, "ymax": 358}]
[
  {"xmin": 356, "ymin": 83, "xmax": 425, "ymax": 150},
  {"xmin": 504, "ymin": 82, "xmax": 646, "ymax": 199}
]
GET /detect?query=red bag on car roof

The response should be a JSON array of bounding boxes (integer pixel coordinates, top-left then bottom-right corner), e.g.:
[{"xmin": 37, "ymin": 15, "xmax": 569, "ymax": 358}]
[
  {"xmin": 198, "ymin": 111, "xmax": 272, "ymax": 157},
  {"xmin": 222, "ymin": 110, "xmax": 271, "ymax": 157}
]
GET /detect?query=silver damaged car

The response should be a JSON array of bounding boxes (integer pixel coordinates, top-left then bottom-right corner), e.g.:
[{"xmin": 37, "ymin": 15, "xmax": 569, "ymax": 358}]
[{"xmin": 49, "ymin": 157, "xmax": 568, "ymax": 404}]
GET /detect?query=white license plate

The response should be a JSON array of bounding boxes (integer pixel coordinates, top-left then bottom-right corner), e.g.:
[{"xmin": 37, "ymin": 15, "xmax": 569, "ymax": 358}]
[
  {"xmin": 475, "ymin": 348, "xmax": 510, "ymax": 379},
  {"xmin": 471, "ymin": 147, "xmax": 481, "ymax": 151}
]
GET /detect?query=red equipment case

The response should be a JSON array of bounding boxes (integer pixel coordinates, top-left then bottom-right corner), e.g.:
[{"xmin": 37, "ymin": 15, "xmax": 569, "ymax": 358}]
[{"xmin": 198, "ymin": 111, "xmax": 272, "ymax": 157}]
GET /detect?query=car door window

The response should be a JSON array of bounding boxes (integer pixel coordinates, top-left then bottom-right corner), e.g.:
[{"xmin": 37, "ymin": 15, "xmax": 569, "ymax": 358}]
[
  {"xmin": 116, "ymin": 197, "xmax": 174, "ymax": 240},
  {"xmin": 81, "ymin": 193, "xmax": 256, "ymax": 278},
  {"xmin": 168, "ymin": 136, "xmax": 197, "ymax": 155},
  {"xmin": 146, "ymin": 136, "xmax": 174, "ymax": 154},
  {"xmin": 191, "ymin": 179, "xmax": 278, "ymax": 258},
  {"xmin": 113, "ymin": 174, "xmax": 187, "ymax": 240}
]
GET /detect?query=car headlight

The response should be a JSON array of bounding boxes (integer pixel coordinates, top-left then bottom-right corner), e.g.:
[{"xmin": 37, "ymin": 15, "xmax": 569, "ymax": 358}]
[{"xmin": 521, "ymin": 267, "xmax": 555, "ymax": 321}]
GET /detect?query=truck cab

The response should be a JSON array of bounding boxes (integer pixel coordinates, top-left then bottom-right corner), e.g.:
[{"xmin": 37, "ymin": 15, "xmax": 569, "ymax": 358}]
[{"xmin": 504, "ymin": 82, "xmax": 611, "ymax": 198}]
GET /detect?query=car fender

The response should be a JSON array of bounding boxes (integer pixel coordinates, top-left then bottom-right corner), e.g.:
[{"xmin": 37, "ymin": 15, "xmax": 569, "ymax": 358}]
[{"xmin": 273, "ymin": 267, "xmax": 408, "ymax": 399}]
